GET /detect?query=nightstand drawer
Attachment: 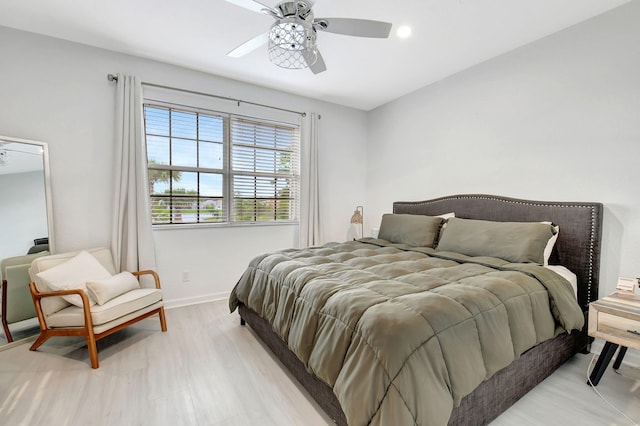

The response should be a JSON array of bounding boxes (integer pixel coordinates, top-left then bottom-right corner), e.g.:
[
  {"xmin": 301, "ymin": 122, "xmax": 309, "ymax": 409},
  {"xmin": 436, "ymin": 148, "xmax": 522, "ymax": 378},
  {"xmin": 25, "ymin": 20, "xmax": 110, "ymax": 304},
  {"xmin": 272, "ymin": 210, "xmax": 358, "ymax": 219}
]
[
  {"xmin": 589, "ymin": 299, "xmax": 640, "ymax": 350},
  {"xmin": 598, "ymin": 312, "xmax": 640, "ymax": 335}
]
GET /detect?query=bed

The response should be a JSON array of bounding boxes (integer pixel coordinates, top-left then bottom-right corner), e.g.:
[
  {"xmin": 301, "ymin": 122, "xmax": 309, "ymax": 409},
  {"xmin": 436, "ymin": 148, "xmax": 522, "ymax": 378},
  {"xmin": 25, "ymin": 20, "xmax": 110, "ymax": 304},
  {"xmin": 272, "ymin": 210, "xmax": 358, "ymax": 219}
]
[{"xmin": 229, "ymin": 194, "xmax": 603, "ymax": 425}]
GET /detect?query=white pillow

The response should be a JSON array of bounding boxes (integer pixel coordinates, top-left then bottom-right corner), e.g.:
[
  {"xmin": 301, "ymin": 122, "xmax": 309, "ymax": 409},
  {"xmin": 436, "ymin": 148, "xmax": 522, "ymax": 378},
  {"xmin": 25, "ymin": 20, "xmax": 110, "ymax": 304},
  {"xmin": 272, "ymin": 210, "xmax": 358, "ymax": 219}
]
[
  {"xmin": 86, "ymin": 271, "xmax": 140, "ymax": 305},
  {"xmin": 541, "ymin": 222, "xmax": 560, "ymax": 266},
  {"xmin": 436, "ymin": 212, "xmax": 456, "ymax": 243},
  {"xmin": 36, "ymin": 251, "xmax": 112, "ymax": 307},
  {"xmin": 545, "ymin": 265, "xmax": 577, "ymax": 298}
]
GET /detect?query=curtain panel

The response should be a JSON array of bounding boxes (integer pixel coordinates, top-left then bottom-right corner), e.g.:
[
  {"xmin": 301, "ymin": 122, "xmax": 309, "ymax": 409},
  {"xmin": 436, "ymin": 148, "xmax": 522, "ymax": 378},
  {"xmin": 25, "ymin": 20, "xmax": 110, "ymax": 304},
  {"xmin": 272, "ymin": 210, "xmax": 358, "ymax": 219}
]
[
  {"xmin": 111, "ymin": 74, "xmax": 156, "ymax": 273},
  {"xmin": 298, "ymin": 112, "xmax": 321, "ymax": 248}
]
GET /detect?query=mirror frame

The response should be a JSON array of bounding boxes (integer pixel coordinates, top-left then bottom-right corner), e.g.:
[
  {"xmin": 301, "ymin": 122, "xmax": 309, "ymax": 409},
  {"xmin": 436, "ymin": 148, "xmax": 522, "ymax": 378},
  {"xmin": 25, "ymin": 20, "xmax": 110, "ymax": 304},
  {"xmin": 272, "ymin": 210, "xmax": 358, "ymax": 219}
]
[
  {"xmin": 0, "ymin": 134, "xmax": 55, "ymax": 350},
  {"xmin": 0, "ymin": 134, "xmax": 55, "ymax": 255}
]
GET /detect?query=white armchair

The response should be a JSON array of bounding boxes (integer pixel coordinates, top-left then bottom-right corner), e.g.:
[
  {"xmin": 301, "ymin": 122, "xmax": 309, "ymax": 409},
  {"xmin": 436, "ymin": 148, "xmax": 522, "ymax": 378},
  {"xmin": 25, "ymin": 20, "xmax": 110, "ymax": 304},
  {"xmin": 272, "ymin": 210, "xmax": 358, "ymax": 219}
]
[{"xmin": 28, "ymin": 247, "xmax": 167, "ymax": 368}]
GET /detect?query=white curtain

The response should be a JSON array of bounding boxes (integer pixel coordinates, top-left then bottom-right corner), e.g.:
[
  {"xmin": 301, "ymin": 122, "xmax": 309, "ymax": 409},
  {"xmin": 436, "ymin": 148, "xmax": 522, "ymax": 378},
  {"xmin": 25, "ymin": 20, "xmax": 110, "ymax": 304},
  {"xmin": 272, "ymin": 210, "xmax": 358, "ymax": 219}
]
[
  {"xmin": 298, "ymin": 112, "xmax": 321, "ymax": 248},
  {"xmin": 111, "ymin": 74, "xmax": 156, "ymax": 272}
]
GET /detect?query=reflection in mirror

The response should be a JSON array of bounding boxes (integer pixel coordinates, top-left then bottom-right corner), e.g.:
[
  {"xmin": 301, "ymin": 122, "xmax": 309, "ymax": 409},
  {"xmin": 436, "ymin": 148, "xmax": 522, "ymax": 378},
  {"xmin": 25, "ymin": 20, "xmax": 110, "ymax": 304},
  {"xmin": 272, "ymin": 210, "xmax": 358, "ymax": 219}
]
[{"xmin": 0, "ymin": 135, "xmax": 54, "ymax": 349}]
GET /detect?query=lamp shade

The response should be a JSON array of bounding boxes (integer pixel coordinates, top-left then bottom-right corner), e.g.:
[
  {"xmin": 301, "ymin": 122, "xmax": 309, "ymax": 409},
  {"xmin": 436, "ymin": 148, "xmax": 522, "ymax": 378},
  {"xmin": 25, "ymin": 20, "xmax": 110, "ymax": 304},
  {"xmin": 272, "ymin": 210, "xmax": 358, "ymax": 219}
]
[
  {"xmin": 350, "ymin": 209, "xmax": 363, "ymax": 224},
  {"xmin": 347, "ymin": 205, "xmax": 364, "ymax": 241}
]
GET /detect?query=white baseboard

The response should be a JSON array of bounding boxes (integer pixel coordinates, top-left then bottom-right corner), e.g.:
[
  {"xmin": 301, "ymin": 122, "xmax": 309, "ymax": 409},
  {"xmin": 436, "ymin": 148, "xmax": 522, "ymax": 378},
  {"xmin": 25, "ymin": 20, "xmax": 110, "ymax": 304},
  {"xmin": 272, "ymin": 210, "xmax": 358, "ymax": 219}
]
[
  {"xmin": 590, "ymin": 339, "xmax": 640, "ymax": 368},
  {"xmin": 164, "ymin": 292, "xmax": 230, "ymax": 310},
  {"xmin": 0, "ymin": 335, "xmax": 36, "ymax": 353}
]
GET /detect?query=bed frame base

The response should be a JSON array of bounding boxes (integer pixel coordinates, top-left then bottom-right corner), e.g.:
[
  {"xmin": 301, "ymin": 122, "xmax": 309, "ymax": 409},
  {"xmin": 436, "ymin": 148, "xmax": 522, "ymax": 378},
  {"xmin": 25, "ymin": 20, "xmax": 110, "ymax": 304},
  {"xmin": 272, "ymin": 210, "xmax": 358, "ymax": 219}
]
[
  {"xmin": 239, "ymin": 303, "xmax": 582, "ymax": 425},
  {"xmin": 239, "ymin": 304, "xmax": 347, "ymax": 424}
]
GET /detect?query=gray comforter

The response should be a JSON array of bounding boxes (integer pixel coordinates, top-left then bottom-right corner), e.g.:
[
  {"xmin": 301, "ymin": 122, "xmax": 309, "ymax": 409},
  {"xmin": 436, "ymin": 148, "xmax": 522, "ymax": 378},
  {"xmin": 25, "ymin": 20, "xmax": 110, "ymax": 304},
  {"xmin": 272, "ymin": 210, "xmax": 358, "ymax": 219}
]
[{"xmin": 229, "ymin": 239, "xmax": 584, "ymax": 426}]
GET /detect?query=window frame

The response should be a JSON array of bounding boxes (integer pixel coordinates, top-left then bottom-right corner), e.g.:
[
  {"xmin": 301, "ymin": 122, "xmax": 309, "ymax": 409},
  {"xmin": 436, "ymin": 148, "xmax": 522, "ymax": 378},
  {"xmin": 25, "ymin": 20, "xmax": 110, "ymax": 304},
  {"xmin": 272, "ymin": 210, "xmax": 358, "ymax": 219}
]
[{"xmin": 143, "ymin": 101, "xmax": 301, "ymax": 228}]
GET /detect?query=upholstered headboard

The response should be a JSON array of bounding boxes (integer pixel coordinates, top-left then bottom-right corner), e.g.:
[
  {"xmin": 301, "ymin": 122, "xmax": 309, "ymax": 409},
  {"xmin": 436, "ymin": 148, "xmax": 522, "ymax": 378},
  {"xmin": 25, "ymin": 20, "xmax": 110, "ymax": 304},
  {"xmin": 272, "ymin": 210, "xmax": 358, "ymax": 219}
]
[{"xmin": 393, "ymin": 194, "xmax": 603, "ymax": 312}]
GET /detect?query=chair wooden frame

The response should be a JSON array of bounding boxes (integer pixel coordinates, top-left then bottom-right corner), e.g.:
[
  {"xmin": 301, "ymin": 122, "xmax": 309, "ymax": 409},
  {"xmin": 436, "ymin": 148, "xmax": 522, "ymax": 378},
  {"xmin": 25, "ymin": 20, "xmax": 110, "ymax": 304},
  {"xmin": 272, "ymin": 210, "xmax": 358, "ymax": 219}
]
[
  {"xmin": 1, "ymin": 278, "xmax": 15, "ymax": 342},
  {"xmin": 29, "ymin": 269, "xmax": 167, "ymax": 368}
]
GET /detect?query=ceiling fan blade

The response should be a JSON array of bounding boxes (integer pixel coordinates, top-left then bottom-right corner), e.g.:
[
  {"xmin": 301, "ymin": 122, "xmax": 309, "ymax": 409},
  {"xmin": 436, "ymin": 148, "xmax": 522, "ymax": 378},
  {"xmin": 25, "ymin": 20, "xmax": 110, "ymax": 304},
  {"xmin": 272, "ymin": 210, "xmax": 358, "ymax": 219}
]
[
  {"xmin": 224, "ymin": 0, "xmax": 279, "ymax": 16},
  {"xmin": 308, "ymin": 49, "xmax": 327, "ymax": 74},
  {"xmin": 227, "ymin": 33, "xmax": 269, "ymax": 57},
  {"xmin": 314, "ymin": 18, "xmax": 392, "ymax": 38}
]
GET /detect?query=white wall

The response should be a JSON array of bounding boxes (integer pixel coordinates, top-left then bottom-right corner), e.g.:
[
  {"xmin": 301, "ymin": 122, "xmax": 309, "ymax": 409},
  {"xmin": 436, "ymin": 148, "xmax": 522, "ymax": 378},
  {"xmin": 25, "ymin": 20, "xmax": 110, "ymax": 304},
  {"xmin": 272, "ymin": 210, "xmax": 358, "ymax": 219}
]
[
  {"xmin": 0, "ymin": 171, "xmax": 48, "ymax": 259},
  {"xmin": 2, "ymin": 1, "xmax": 637, "ymax": 305},
  {"xmin": 366, "ymin": 2, "xmax": 640, "ymax": 298},
  {"xmin": 0, "ymin": 26, "xmax": 367, "ymax": 305}
]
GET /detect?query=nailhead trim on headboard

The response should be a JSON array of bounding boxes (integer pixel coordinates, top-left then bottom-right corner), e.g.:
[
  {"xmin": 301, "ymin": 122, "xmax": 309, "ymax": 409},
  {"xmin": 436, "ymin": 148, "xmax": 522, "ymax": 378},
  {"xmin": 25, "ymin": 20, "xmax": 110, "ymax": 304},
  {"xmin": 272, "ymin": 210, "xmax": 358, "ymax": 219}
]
[{"xmin": 393, "ymin": 194, "xmax": 603, "ymax": 312}]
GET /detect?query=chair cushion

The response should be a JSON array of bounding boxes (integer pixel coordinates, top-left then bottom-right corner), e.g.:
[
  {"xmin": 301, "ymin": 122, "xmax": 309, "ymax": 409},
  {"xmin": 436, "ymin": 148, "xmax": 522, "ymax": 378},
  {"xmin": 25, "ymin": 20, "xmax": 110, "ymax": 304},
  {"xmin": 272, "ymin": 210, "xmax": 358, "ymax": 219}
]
[
  {"xmin": 35, "ymin": 251, "xmax": 112, "ymax": 307},
  {"xmin": 87, "ymin": 272, "xmax": 141, "ymax": 305},
  {"xmin": 93, "ymin": 301, "xmax": 164, "ymax": 335},
  {"xmin": 45, "ymin": 288, "xmax": 162, "ymax": 328}
]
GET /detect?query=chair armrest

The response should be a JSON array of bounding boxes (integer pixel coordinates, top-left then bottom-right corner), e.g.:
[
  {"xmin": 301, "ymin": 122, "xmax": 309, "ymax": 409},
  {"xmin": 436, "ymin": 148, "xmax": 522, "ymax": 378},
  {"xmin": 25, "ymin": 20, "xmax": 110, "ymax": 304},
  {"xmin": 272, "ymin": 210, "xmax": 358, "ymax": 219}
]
[
  {"xmin": 29, "ymin": 284, "xmax": 90, "ymax": 302},
  {"xmin": 131, "ymin": 270, "xmax": 162, "ymax": 289},
  {"xmin": 28, "ymin": 282, "xmax": 94, "ymax": 329}
]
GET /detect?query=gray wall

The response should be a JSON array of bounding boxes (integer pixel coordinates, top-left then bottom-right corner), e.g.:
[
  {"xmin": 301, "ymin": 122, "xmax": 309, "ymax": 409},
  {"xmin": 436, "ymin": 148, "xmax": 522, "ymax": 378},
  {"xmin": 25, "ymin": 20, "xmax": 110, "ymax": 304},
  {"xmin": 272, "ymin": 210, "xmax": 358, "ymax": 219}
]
[{"xmin": 366, "ymin": 1, "xmax": 640, "ymax": 297}]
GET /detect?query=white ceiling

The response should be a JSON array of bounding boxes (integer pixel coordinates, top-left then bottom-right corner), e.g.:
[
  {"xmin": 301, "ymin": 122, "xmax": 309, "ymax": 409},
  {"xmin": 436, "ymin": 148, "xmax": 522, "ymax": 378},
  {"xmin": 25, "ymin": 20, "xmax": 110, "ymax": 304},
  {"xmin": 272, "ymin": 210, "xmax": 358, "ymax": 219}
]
[{"xmin": 0, "ymin": 0, "xmax": 630, "ymax": 110}]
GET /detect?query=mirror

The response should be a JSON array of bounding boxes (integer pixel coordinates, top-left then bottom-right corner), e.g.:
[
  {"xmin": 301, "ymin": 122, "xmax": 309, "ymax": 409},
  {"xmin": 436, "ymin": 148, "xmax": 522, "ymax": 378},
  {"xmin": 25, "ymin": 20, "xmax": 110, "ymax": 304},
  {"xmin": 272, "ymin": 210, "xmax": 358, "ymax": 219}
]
[{"xmin": 0, "ymin": 135, "xmax": 54, "ymax": 349}]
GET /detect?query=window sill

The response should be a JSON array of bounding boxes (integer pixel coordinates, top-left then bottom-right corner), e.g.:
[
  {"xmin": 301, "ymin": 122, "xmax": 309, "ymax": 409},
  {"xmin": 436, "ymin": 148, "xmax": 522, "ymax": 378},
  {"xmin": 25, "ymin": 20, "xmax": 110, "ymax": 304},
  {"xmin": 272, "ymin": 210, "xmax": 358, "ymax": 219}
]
[{"xmin": 152, "ymin": 221, "xmax": 299, "ymax": 231}]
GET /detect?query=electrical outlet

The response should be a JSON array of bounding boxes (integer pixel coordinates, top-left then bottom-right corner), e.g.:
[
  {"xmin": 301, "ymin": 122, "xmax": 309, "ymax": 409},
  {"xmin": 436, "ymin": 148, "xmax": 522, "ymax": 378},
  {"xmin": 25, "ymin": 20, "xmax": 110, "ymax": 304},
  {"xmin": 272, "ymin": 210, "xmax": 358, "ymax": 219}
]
[{"xmin": 182, "ymin": 270, "xmax": 191, "ymax": 283}]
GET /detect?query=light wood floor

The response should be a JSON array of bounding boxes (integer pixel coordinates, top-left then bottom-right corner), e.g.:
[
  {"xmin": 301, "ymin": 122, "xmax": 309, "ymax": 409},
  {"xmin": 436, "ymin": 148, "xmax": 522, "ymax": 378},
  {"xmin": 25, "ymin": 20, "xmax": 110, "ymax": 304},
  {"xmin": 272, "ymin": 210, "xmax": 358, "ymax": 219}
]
[
  {"xmin": 0, "ymin": 318, "xmax": 40, "ymax": 347},
  {"xmin": 0, "ymin": 300, "xmax": 639, "ymax": 426}
]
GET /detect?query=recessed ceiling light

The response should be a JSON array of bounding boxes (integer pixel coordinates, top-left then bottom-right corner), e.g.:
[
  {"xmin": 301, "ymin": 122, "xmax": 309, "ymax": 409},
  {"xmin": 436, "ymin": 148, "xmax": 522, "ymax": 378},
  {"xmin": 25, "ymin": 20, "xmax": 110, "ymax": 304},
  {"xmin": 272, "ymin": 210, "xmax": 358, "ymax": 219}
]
[{"xmin": 397, "ymin": 25, "xmax": 412, "ymax": 39}]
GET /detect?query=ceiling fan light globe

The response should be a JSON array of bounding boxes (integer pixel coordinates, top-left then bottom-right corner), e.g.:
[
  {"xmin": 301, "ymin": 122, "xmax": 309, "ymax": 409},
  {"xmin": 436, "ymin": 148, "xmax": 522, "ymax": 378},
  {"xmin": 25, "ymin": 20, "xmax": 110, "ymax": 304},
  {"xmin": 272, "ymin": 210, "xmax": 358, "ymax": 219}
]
[{"xmin": 268, "ymin": 19, "xmax": 317, "ymax": 69}]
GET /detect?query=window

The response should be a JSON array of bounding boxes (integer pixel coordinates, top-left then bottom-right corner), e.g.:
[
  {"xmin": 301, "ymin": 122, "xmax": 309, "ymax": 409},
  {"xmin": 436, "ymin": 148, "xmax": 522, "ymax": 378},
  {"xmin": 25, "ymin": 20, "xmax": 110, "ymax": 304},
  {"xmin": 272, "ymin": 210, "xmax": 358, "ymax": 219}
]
[{"xmin": 143, "ymin": 104, "xmax": 300, "ymax": 226}]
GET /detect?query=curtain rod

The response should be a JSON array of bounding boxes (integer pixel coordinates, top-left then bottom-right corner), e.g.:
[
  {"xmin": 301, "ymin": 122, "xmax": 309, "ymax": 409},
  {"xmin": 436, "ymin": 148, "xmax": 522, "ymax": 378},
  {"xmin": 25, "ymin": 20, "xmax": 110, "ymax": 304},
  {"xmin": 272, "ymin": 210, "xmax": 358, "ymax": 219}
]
[{"xmin": 107, "ymin": 73, "xmax": 306, "ymax": 117}]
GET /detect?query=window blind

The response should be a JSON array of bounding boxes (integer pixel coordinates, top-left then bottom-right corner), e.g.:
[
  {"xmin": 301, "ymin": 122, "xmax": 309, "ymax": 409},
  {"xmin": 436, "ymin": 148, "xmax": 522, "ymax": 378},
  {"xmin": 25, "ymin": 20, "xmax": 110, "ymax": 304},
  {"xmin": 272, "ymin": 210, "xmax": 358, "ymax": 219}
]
[
  {"xmin": 231, "ymin": 117, "xmax": 300, "ymax": 222},
  {"xmin": 143, "ymin": 103, "xmax": 300, "ymax": 226}
]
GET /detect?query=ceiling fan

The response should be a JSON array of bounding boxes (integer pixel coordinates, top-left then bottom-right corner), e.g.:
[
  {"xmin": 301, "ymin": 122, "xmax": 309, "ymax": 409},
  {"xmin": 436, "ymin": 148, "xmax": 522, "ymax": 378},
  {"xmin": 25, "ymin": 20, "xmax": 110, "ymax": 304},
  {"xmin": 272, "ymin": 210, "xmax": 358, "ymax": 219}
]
[{"xmin": 224, "ymin": 0, "xmax": 392, "ymax": 74}]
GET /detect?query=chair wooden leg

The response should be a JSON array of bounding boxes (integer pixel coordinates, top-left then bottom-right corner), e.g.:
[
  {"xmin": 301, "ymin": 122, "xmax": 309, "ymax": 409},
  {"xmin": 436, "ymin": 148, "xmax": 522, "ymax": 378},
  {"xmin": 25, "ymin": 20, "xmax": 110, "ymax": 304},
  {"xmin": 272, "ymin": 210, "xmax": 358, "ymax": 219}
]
[
  {"xmin": 1, "ymin": 281, "xmax": 13, "ymax": 343},
  {"xmin": 1, "ymin": 318, "xmax": 13, "ymax": 343},
  {"xmin": 86, "ymin": 335, "xmax": 99, "ymax": 369},
  {"xmin": 159, "ymin": 307, "xmax": 168, "ymax": 332},
  {"xmin": 30, "ymin": 332, "xmax": 50, "ymax": 351}
]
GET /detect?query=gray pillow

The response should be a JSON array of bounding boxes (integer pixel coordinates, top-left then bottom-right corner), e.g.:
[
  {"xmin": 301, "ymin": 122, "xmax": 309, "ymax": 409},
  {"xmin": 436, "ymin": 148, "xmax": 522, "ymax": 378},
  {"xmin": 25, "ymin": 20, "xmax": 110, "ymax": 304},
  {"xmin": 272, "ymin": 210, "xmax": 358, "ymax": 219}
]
[
  {"xmin": 378, "ymin": 214, "xmax": 444, "ymax": 247},
  {"xmin": 436, "ymin": 217, "xmax": 555, "ymax": 264}
]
